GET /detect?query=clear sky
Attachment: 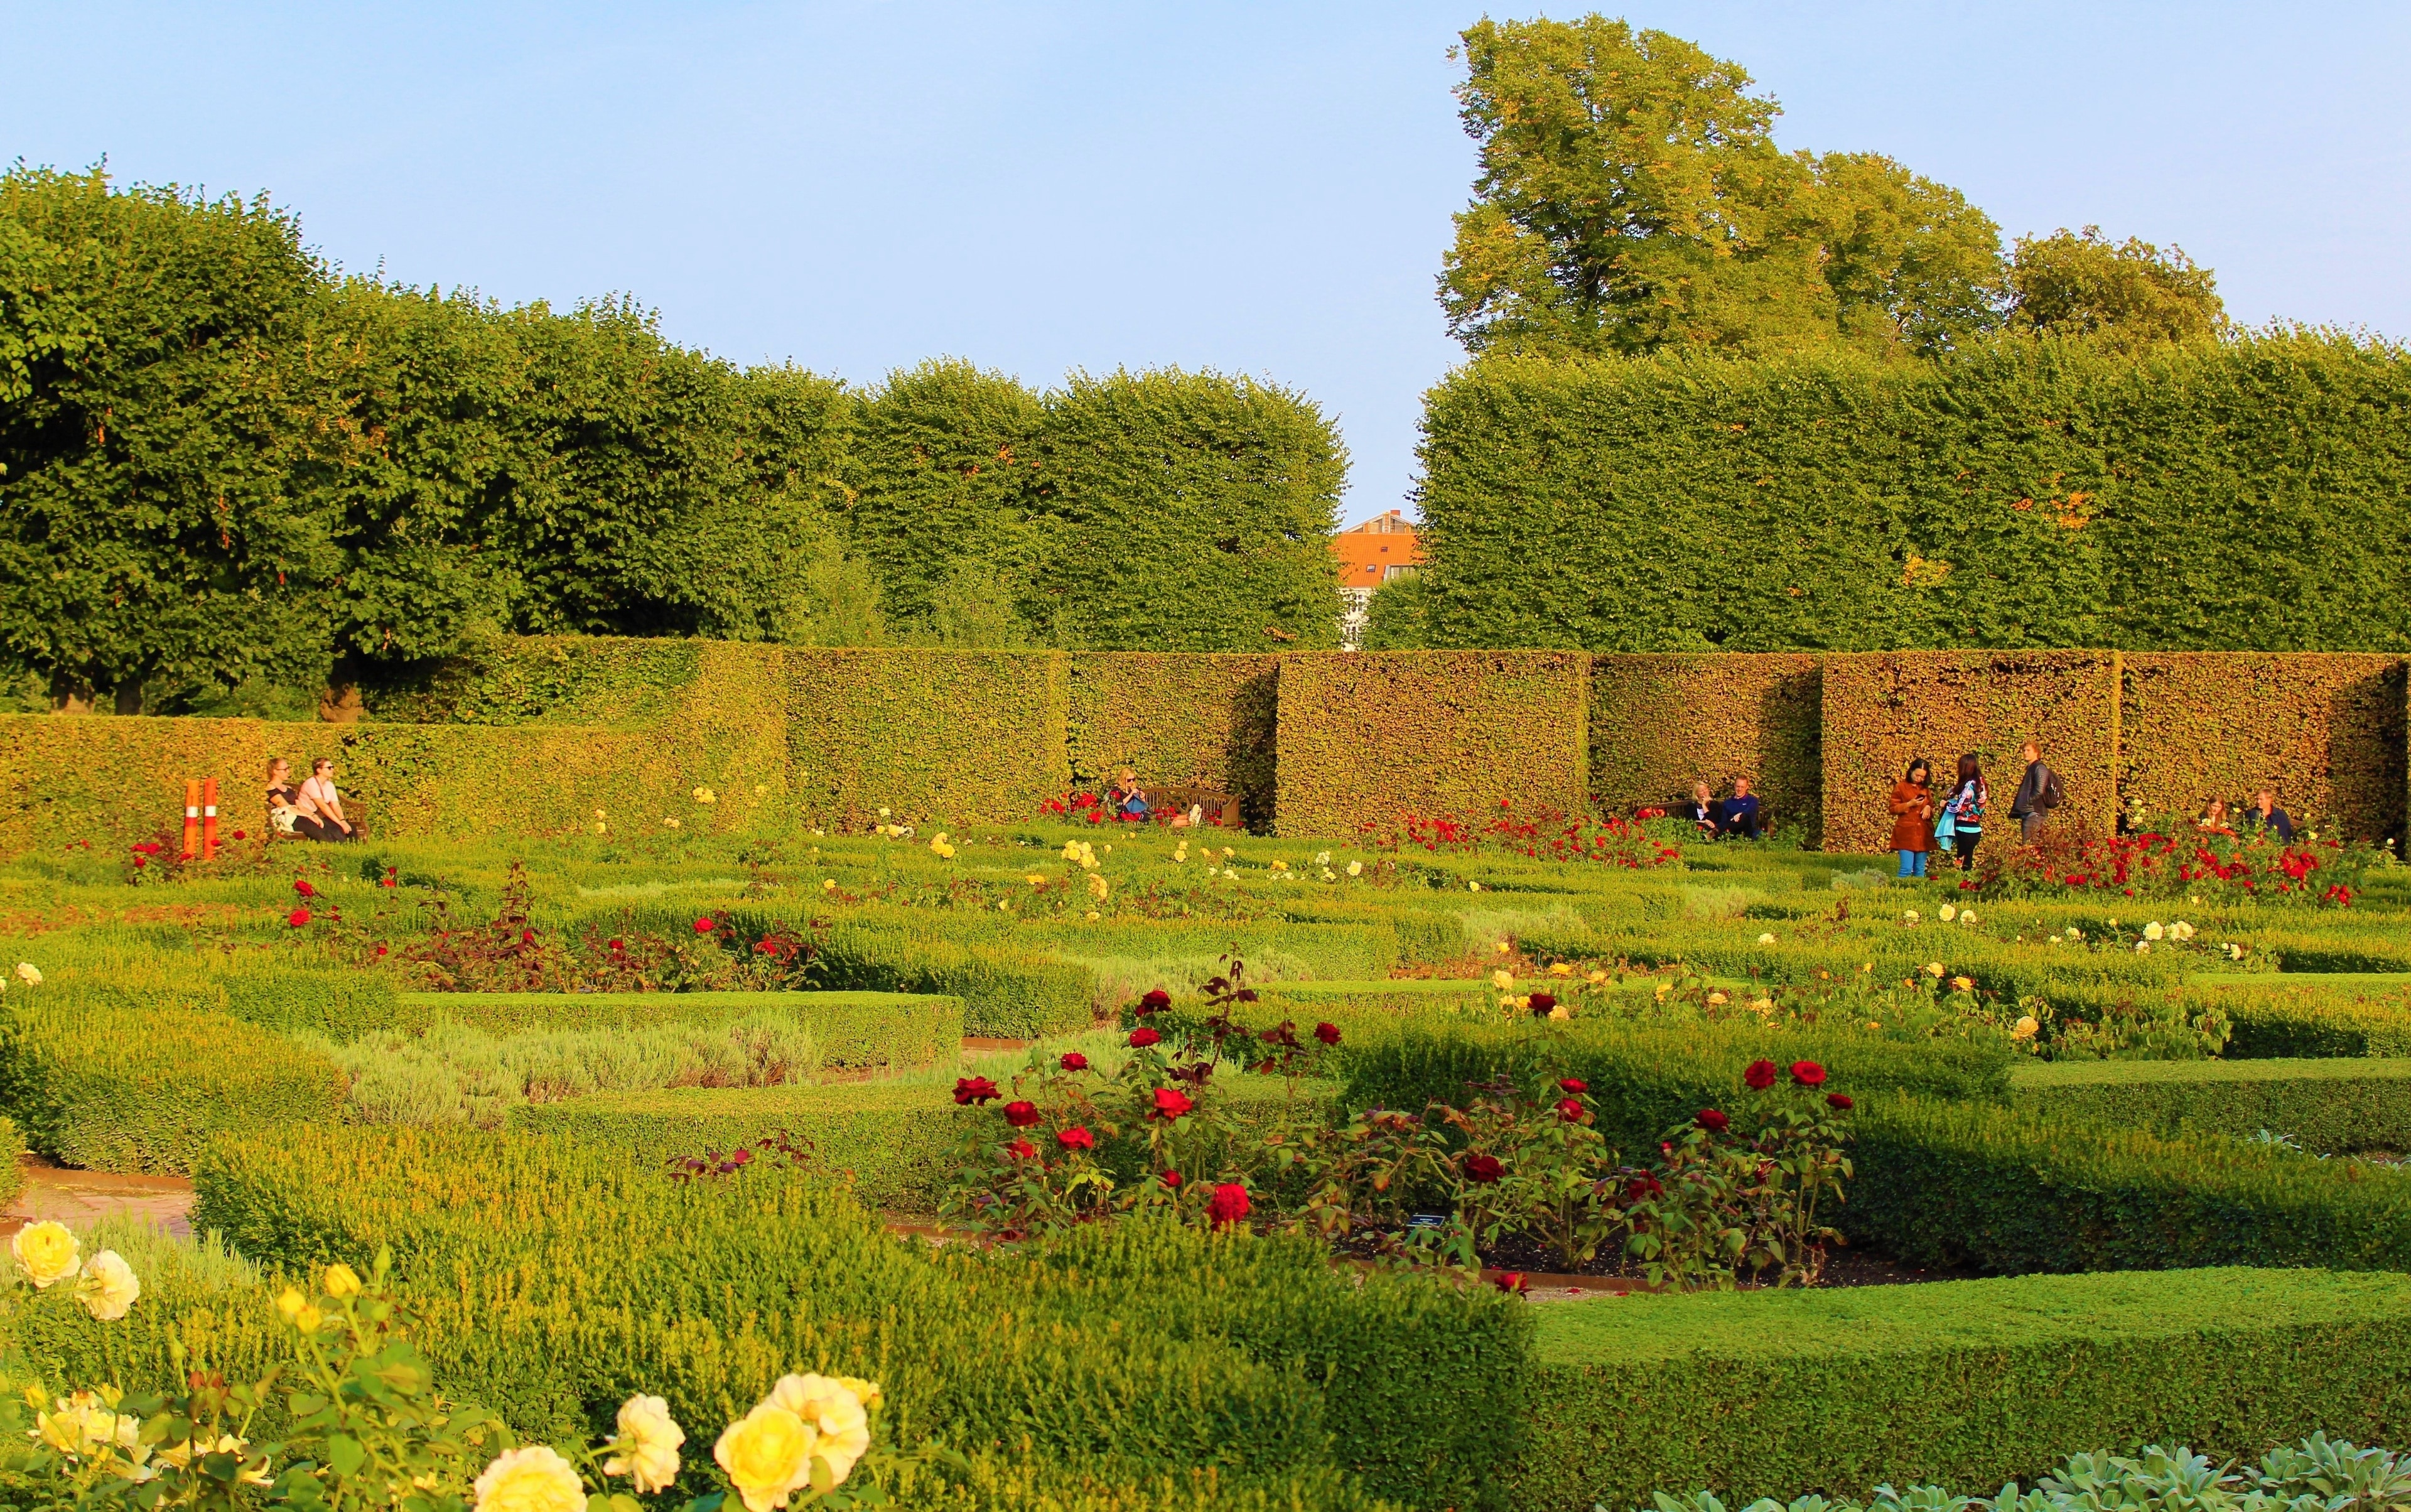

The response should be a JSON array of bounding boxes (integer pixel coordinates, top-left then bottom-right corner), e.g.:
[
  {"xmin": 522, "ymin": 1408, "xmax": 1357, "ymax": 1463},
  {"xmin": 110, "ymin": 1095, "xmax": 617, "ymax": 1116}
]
[{"xmin": 5, "ymin": 3, "xmax": 2405, "ymax": 524}]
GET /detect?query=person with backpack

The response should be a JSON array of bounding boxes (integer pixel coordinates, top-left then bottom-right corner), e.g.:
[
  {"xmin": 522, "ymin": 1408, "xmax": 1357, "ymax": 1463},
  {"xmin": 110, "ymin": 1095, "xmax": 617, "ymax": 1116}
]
[
  {"xmin": 2010, "ymin": 740, "xmax": 2061, "ymax": 845},
  {"xmin": 1937, "ymin": 752, "xmax": 1987, "ymax": 872}
]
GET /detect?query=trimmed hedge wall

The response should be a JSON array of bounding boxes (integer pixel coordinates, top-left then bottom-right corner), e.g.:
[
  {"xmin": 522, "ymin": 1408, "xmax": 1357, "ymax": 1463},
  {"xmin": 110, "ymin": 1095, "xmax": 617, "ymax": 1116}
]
[
  {"xmin": 1819, "ymin": 651, "xmax": 2120, "ymax": 854},
  {"xmin": 1588, "ymin": 653, "xmax": 1823, "ymax": 841},
  {"xmin": 1843, "ymin": 1093, "xmax": 2411, "ymax": 1275},
  {"xmin": 1063, "ymin": 653, "xmax": 1280, "ymax": 828},
  {"xmin": 787, "ymin": 648, "xmax": 1065, "ymax": 826},
  {"xmin": 2010, "ymin": 1056, "xmax": 2411, "ymax": 1153},
  {"xmin": 0, "ymin": 991, "xmax": 347, "ymax": 1172},
  {"xmin": 1514, "ymin": 1267, "xmax": 2411, "ymax": 1512},
  {"xmin": 1275, "ymin": 651, "xmax": 1590, "ymax": 836},
  {"xmin": 2120, "ymin": 652, "xmax": 2408, "ymax": 843}
]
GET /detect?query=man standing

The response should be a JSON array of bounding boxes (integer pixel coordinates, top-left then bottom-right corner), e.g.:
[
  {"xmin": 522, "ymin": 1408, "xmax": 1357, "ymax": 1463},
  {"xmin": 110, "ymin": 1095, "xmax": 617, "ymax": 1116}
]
[{"xmin": 2010, "ymin": 740, "xmax": 2058, "ymax": 845}]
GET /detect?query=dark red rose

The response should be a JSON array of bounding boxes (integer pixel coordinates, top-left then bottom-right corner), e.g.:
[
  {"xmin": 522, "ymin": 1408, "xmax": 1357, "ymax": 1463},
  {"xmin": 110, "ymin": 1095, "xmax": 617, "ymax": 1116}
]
[
  {"xmin": 1136, "ymin": 988, "xmax": 1172, "ymax": 1017},
  {"xmin": 1492, "ymin": 1271, "xmax": 1528, "ymax": 1295},
  {"xmin": 1789, "ymin": 1060, "xmax": 1827, "ymax": 1088},
  {"xmin": 1696, "ymin": 1108, "xmax": 1730, "ymax": 1133},
  {"xmin": 1151, "ymin": 1087, "xmax": 1194, "ymax": 1121},
  {"xmin": 1128, "ymin": 1027, "xmax": 1162, "ymax": 1049},
  {"xmin": 1554, "ymin": 1096, "xmax": 1584, "ymax": 1121},
  {"xmin": 1314, "ymin": 1022, "xmax": 1342, "ymax": 1046},
  {"xmin": 1528, "ymin": 991, "xmax": 1558, "ymax": 1016},
  {"xmin": 520, "ymin": 929, "xmax": 536, "ymax": 944},
  {"xmin": 1059, "ymin": 1052, "xmax": 1091, "ymax": 1072},
  {"xmin": 1463, "ymin": 1153, "xmax": 1504, "ymax": 1183},
  {"xmin": 1207, "ymin": 1182, "xmax": 1251, "ymax": 1227},
  {"xmin": 608, "ymin": 937, "xmax": 626, "ymax": 951},
  {"xmin": 1744, "ymin": 1059, "xmax": 1779, "ymax": 1090},
  {"xmin": 231, "ymin": 829, "xmax": 246, "ymax": 840},
  {"xmin": 1625, "ymin": 1175, "xmax": 1663, "ymax": 1201},
  {"xmin": 1160, "ymin": 1170, "xmax": 1184, "ymax": 1189},
  {"xmin": 293, "ymin": 878, "xmax": 316, "ymax": 897},
  {"xmin": 287, "ymin": 907, "xmax": 311, "ymax": 927},
  {"xmin": 1005, "ymin": 1138, "xmax": 1037, "ymax": 1161},
  {"xmin": 1056, "ymin": 1125, "xmax": 1096, "ymax": 1151},
  {"xmin": 1826, "ymin": 1093, "xmax": 1855, "ymax": 1111},
  {"xmin": 693, "ymin": 916, "xmax": 716, "ymax": 934},
  {"xmin": 953, "ymin": 1076, "xmax": 1000, "ymax": 1106},
  {"xmin": 1003, "ymin": 1100, "xmax": 1041, "ymax": 1128},
  {"xmin": 1558, "ymin": 1077, "xmax": 1587, "ymax": 1094}
]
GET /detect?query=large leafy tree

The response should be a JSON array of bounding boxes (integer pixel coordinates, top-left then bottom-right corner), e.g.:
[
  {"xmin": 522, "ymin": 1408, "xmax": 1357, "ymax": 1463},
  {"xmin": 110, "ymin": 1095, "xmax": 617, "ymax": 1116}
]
[
  {"xmin": 1439, "ymin": 16, "xmax": 2009, "ymax": 360},
  {"xmin": 2007, "ymin": 227, "xmax": 2226, "ymax": 348}
]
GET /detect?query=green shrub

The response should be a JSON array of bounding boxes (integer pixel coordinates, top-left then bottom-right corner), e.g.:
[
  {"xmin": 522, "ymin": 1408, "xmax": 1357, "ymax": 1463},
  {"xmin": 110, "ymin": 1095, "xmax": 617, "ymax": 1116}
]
[
  {"xmin": 1514, "ymin": 1267, "xmax": 2411, "ymax": 1512},
  {"xmin": 2196, "ymin": 975, "xmax": 2411, "ymax": 1057},
  {"xmin": 1843, "ymin": 1093, "xmax": 2411, "ymax": 1275},
  {"xmin": 2010, "ymin": 1057, "xmax": 2411, "ymax": 1153},
  {"xmin": 0, "ymin": 1113, "xmax": 22, "ymax": 1209},
  {"xmin": 399, "ymin": 990, "xmax": 961, "ymax": 1069},
  {"xmin": 816, "ymin": 919, "xmax": 1094, "ymax": 1037},
  {"xmin": 0, "ymin": 990, "xmax": 347, "ymax": 1172}
]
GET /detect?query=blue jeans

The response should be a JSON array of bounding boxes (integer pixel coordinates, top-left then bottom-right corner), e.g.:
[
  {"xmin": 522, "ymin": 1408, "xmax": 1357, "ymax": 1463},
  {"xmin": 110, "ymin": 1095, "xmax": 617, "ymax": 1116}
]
[{"xmin": 1896, "ymin": 849, "xmax": 1928, "ymax": 878}]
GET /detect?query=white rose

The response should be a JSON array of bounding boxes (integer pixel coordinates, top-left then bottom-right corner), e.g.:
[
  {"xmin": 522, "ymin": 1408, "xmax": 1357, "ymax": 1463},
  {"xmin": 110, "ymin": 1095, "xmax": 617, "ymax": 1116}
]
[
  {"xmin": 75, "ymin": 1250, "xmax": 139, "ymax": 1321},
  {"xmin": 604, "ymin": 1395, "xmax": 685, "ymax": 1494},
  {"xmin": 2144, "ymin": 921, "xmax": 2165, "ymax": 942}
]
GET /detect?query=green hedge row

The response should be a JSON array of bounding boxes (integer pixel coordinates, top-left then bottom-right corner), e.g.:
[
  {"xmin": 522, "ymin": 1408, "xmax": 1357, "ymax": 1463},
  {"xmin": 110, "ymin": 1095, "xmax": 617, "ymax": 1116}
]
[
  {"xmin": 181, "ymin": 1126, "xmax": 1526, "ymax": 1511},
  {"xmin": 1842, "ymin": 1093, "xmax": 2411, "ymax": 1275},
  {"xmin": 0, "ymin": 990, "xmax": 347, "ymax": 1172},
  {"xmin": 2010, "ymin": 1056, "xmax": 2411, "ymax": 1153},
  {"xmin": 402, "ymin": 990, "xmax": 962, "ymax": 1070},
  {"xmin": 2193, "ymin": 975, "xmax": 2411, "ymax": 1057},
  {"xmin": 1514, "ymin": 1267, "xmax": 2411, "ymax": 1512}
]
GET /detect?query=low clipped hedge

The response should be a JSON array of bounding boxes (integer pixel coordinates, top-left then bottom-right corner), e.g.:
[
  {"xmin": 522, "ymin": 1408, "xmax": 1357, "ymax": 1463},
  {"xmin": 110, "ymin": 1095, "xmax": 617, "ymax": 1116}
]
[
  {"xmin": 0, "ymin": 991, "xmax": 347, "ymax": 1172},
  {"xmin": 1843, "ymin": 1093, "xmax": 2411, "ymax": 1275},
  {"xmin": 1514, "ymin": 1267, "xmax": 2411, "ymax": 1512},
  {"xmin": 817, "ymin": 920, "xmax": 1094, "ymax": 1037},
  {"xmin": 2194, "ymin": 974, "xmax": 2411, "ymax": 1057},
  {"xmin": 2010, "ymin": 1056, "xmax": 2411, "ymax": 1153},
  {"xmin": 183, "ymin": 1126, "xmax": 1528, "ymax": 1511},
  {"xmin": 402, "ymin": 990, "xmax": 962, "ymax": 1070}
]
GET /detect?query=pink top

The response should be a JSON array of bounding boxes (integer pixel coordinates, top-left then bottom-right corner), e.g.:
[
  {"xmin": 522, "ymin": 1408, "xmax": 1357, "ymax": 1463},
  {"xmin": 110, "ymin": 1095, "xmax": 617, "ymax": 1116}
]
[{"xmin": 301, "ymin": 775, "xmax": 341, "ymax": 812}]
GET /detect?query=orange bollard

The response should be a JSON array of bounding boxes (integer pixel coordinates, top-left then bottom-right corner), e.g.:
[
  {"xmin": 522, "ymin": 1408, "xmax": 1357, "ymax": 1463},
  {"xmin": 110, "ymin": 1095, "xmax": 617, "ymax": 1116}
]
[
  {"xmin": 181, "ymin": 780, "xmax": 202, "ymax": 860},
  {"xmin": 202, "ymin": 777, "xmax": 220, "ymax": 859}
]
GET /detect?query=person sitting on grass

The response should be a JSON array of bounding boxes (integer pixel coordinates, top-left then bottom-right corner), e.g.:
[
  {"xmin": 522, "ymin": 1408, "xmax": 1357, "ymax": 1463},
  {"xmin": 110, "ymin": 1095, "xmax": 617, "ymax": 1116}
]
[
  {"xmin": 2247, "ymin": 788, "xmax": 2295, "ymax": 842},
  {"xmin": 1719, "ymin": 777, "xmax": 1762, "ymax": 840}
]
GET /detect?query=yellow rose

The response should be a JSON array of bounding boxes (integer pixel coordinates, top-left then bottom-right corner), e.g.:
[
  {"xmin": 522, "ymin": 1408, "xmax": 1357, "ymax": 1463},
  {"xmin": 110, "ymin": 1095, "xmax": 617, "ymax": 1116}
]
[
  {"xmin": 473, "ymin": 1445, "xmax": 586, "ymax": 1512},
  {"xmin": 605, "ymin": 1394, "xmax": 686, "ymax": 1494},
  {"xmin": 1347, "ymin": 860, "xmax": 1363, "ymax": 877},
  {"xmin": 323, "ymin": 1263, "xmax": 361, "ymax": 1299},
  {"xmin": 1490, "ymin": 969, "xmax": 1514, "ymax": 990},
  {"xmin": 12, "ymin": 1220, "xmax": 78, "ymax": 1288},
  {"xmin": 1548, "ymin": 963, "xmax": 1573, "ymax": 978},
  {"xmin": 1924, "ymin": 963, "xmax": 1946, "ymax": 978},
  {"xmin": 2012, "ymin": 1015, "xmax": 2040, "ymax": 1038},
  {"xmin": 15, "ymin": 963, "xmax": 42, "ymax": 986},
  {"xmin": 1706, "ymin": 991, "xmax": 1728, "ymax": 1007},
  {"xmin": 1951, "ymin": 976, "xmax": 1974, "ymax": 993},
  {"xmin": 766, "ymin": 1374, "xmax": 871, "ymax": 1488},
  {"xmin": 75, "ymin": 1250, "xmax": 139, "ymax": 1321},
  {"xmin": 36, "ymin": 1391, "xmax": 139, "ymax": 1464},
  {"xmin": 714, "ymin": 1402, "xmax": 816, "ymax": 1512}
]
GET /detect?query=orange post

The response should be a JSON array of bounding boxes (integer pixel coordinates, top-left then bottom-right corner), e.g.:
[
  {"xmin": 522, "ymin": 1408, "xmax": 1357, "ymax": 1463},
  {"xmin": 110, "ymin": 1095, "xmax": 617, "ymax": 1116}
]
[
  {"xmin": 202, "ymin": 777, "xmax": 220, "ymax": 858},
  {"xmin": 181, "ymin": 780, "xmax": 202, "ymax": 860}
]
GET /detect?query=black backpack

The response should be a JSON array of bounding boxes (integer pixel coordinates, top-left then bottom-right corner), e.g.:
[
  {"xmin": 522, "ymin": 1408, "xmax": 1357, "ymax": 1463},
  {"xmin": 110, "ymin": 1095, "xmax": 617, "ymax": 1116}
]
[{"xmin": 2041, "ymin": 768, "xmax": 2066, "ymax": 811}]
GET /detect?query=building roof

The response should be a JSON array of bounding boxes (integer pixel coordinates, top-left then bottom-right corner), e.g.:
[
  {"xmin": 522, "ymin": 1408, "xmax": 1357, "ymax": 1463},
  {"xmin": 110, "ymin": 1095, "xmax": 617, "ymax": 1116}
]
[{"xmin": 1331, "ymin": 510, "xmax": 1424, "ymax": 590}]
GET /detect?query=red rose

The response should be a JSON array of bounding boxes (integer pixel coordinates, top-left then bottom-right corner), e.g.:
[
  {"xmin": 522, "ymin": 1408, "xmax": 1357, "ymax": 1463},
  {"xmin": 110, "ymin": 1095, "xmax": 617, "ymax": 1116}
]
[
  {"xmin": 1314, "ymin": 1022, "xmax": 1342, "ymax": 1046},
  {"xmin": 1003, "ymin": 1100, "xmax": 1041, "ymax": 1128},
  {"xmin": 1129, "ymin": 1027, "xmax": 1162, "ymax": 1049},
  {"xmin": 953, "ymin": 1076, "xmax": 1000, "ymax": 1106},
  {"xmin": 1528, "ymin": 991, "xmax": 1557, "ymax": 1016},
  {"xmin": 132, "ymin": 856, "xmax": 148, "ymax": 869},
  {"xmin": 1492, "ymin": 1270, "xmax": 1528, "ymax": 1295},
  {"xmin": 1151, "ymin": 1087, "xmax": 1194, "ymax": 1121},
  {"xmin": 1136, "ymin": 988, "xmax": 1172, "ymax": 1017},
  {"xmin": 231, "ymin": 829, "xmax": 246, "ymax": 840},
  {"xmin": 1826, "ymin": 1092, "xmax": 1854, "ymax": 1111},
  {"xmin": 1207, "ymin": 1182, "xmax": 1251, "ymax": 1228},
  {"xmin": 520, "ymin": 929, "xmax": 536, "ymax": 944},
  {"xmin": 1696, "ymin": 1108, "xmax": 1730, "ymax": 1132},
  {"xmin": 1056, "ymin": 1125, "xmax": 1096, "ymax": 1151},
  {"xmin": 1463, "ymin": 1153, "xmax": 1504, "ymax": 1183},
  {"xmin": 1060, "ymin": 1052, "xmax": 1090, "ymax": 1072},
  {"xmin": 1005, "ymin": 1138, "xmax": 1037, "ymax": 1160},
  {"xmin": 1558, "ymin": 1077, "xmax": 1587, "ymax": 1094},
  {"xmin": 1553, "ymin": 1096, "xmax": 1584, "ymax": 1121},
  {"xmin": 1160, "ymin": 1170, "xmax": 1184, "ymax": 1188},
  {"xmin": 1789, "ymin": 1060, "xmax": 1827, "ymax": 1088},
  {"xmin": 608, "ymin": 937, "xmax": 626, "ymax": 952},
  {"xmin": 694, "ymin": 916, "xmax": 716, "ymax": 934},
  {"xmin": 1625, "ymin": 1175, "xmax": 1663, "ymax": 1201},
  {"xmin": 293, "ymin": 878, "xmax": 316, "ymax": 897},
  {"xmin": 287, "ymin": 907, "xmax": 311, "ymax": 927},
  {"xmin": 1744, "ymin": 1059, "xmax": 1779, "ymax": 1090}
]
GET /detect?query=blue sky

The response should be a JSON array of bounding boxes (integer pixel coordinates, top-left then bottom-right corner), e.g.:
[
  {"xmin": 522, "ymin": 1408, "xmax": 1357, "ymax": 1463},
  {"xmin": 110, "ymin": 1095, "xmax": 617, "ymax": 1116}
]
[{"xmin": 5, "ymin": 3, "xmax": 2405, "ymax": 522}]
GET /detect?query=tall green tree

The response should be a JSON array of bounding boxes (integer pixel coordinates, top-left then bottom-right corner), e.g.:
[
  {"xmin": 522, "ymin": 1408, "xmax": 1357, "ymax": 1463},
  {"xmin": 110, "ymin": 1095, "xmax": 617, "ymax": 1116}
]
[
  {"xmin": 2007, "ymin": 227, "xmax": 2226, "ymax": 348},
  {"xmin": 1806, "ymin": 153, "xmax": 2007, "ymax": 358}
]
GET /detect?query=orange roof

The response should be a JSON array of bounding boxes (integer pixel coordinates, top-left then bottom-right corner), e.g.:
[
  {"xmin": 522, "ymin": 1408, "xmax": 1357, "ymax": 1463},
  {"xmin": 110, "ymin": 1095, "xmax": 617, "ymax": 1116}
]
[{"xmin": 1332, "ymin": 511, "xmax": 1424, "ymax": 588}]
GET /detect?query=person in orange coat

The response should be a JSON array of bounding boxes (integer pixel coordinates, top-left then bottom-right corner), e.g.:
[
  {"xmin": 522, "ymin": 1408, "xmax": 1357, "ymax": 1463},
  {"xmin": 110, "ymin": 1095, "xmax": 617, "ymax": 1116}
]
[{"xmin": 1889, "ymin": 759, "xmax": 1936, "ymax": 878}]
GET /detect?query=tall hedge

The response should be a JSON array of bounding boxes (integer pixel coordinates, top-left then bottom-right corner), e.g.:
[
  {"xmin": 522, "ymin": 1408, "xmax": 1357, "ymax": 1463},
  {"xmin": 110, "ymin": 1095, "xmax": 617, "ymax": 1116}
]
[
  {"xmin": 1588, "ymin": 653, "xmax": 1821, "ymax": 838},
  {"xmin": 1415, "ymin": 335, "xmax": 2411, "ymax": 654},
  {"xmin": 2120, "ymin": 652, "xmax": 2407, "ymax": 840},
  {"xmin": 1064, "ymin": 653, "xmax": 1280, "ymax": 824}
]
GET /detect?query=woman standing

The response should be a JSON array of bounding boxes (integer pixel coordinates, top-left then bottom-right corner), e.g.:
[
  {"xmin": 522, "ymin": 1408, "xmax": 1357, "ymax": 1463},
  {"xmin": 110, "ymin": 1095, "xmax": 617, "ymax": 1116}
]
[
  {"xmin": 1941, "ymin": 753, "xmax": 1987, "ymax": 872},
  {"xmin": 1889, "ymin": 759, "xmax": 1935, "ymax": 878}
]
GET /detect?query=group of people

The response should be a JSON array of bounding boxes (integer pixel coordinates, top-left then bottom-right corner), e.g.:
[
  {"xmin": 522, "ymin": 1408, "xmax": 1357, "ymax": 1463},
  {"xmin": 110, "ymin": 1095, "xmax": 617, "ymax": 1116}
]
[
  {"xmin": 1683, "ymin": 779, "xmax": 1762, "ymax": 840},
  {"xmin": 1887, "ymin": 740, "xmax": 2062, "ymax": 877},
  {"xmin": 266, "ymin": 756, "xmax": 359, "ymax": 842},
  {"xmin": 2193, "ymin": 791, "xmax": 2295, "ymax": 841}
]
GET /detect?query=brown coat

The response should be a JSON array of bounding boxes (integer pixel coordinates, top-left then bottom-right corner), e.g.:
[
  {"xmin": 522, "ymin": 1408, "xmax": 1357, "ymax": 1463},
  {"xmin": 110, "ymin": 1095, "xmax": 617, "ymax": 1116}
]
[{"xmin": 1887, "ymin": 780, "xmax": 1934, "ymax": 851}]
